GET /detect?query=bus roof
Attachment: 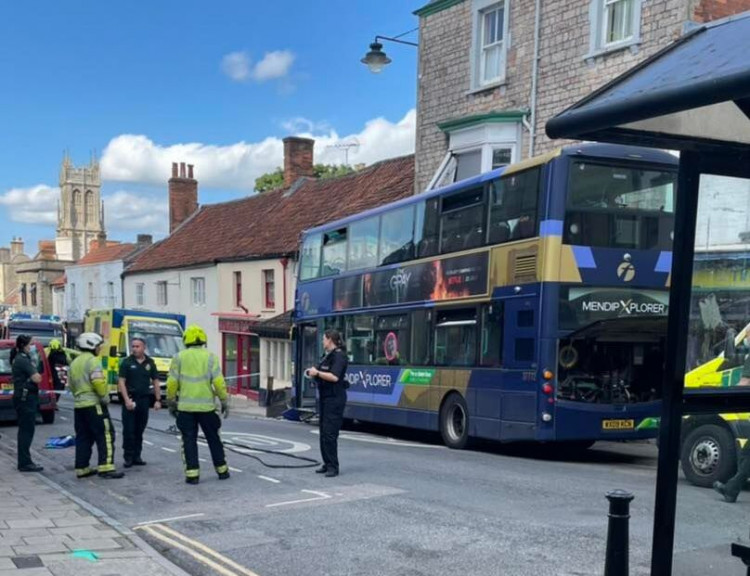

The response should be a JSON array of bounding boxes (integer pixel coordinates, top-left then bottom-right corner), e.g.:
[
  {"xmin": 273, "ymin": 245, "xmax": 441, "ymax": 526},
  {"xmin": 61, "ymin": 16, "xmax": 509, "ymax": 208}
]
[{"xmin": 301, "ymin": 143, "xmax": 678, "ymax": 238}]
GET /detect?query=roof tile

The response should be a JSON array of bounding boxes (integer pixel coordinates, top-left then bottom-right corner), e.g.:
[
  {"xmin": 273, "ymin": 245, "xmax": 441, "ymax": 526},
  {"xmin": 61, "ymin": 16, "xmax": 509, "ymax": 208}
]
[
  {"xmin": 76, "ymin": 243, "xmax": 139, "ymax": 266},
  {"xmin": 126, "ymin": 154, "xmax": 415, "ymax": 274}
]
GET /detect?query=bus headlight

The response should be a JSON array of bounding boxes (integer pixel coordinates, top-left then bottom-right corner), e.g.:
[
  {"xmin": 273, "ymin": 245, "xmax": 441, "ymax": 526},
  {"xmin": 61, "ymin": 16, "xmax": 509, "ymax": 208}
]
[{"xmin": 542, "ymin": 412, "xmax": 553, "ymax": 422}]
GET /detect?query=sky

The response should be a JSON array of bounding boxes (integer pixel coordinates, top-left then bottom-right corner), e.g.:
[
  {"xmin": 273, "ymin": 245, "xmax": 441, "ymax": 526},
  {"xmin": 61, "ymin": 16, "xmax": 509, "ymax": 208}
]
[{"xmin": 0, "ymin": 0, "xmax": 423, "ymax": 253}]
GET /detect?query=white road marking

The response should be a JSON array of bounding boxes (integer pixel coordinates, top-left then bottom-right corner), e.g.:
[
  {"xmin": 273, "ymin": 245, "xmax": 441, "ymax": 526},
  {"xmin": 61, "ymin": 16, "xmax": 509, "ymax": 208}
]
[
  {"xmin": 310, "ymin": 429, "xmax": 443, "ymax": 449},
  {"xmin": 265, "ymin": 489, "xmax": 331, "ymax": 508},
  {"xmin": 223, "ymin": 432, "xmax": 312, "ymax": 454},
  {"xmin": 199, "ymin": 457, "xmax": 207, "ymax": 462},
  {"xmin": 228, "ymin": 466, "xmax": 243, "ymax": 473},
  {"xmin": 59, "ymin": 415, "xmax": 68, "ymax": 421},
  {"xmin": 143, "ymin": 440, "xmax": 154, "ymax": 446},
  {"xmin": 161, "ymin": 447, "xmax": 177, "ymax": 453},
  {"xmin": 258, "ymin": 475, "xmax": 281, "ymax": 484},
  {"xmin": 135, "ymin": 513, "xmax": 205, "ymax": 526}
]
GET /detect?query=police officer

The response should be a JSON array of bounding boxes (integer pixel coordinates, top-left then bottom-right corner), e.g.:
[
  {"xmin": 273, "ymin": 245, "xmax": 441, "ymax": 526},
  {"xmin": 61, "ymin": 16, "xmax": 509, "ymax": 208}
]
[
  {"xmin": 11, "ymin": 335, "xmax": 43, "ymax": 472},
  {"xmin": 118, "ymin": 337, "xmax": 161, "ymax": 467},
  {"xmin": 69, "ymin": 332, "xmax": 124, "ymax": 479},
  {"xmin": 46, "ymin": 338, "xmax": 69, "ymax": 402},
  {"xmin": 166, "ymin": 325, "xmax": 229, "ymax": 485},
  {"xmin": 306, "ymin": 329, "xmax": 348, "ymax": 478}
]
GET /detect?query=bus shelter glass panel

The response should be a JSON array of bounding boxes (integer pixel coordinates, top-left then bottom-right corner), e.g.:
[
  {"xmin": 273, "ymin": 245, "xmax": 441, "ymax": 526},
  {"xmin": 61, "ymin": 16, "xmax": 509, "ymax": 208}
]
[{"xmin": 672, "ymin": 171, "xmax": 750, "ymax": 575}]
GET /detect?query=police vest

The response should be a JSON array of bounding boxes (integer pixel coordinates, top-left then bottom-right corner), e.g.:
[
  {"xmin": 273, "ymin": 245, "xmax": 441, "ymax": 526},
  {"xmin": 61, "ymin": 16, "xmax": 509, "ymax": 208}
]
[{"xmin": 69, "ymin": 352, "xmax": 105, "ymax": 408}]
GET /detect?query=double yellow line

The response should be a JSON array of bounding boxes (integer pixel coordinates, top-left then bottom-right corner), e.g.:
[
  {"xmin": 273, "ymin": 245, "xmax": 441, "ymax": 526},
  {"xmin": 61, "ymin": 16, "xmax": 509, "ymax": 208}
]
[{"xmin": 136, "ymin": 523, "xmax": 260, "ymax": 576}]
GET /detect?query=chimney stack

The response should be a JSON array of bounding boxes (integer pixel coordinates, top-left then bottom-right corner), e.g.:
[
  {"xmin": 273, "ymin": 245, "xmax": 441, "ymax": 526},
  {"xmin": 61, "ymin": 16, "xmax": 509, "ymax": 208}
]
[
  {"xmin": 136, "ymin": 234, "xmax": 153, "ymax": 248},
  {"xmin": 168, "ymin": 162, "xmax": 199, "ymax": 234},
  {"xmin": 96, "ymin": 231, "xmax": 107, "ymax": 249},
  {"xmin": 10, "ymin": 237, "xmax": 24, "ymax": 257},
  {"xmin": 283, "ymin": 137, "xmax": 315, "ymax": 187}
]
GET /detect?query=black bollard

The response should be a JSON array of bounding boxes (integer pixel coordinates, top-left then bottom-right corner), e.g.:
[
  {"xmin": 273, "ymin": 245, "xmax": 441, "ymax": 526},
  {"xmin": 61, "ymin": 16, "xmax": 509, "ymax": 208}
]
[{"xmin": 604, "ymin": 489, "xmax": 634, "ymax": 576}]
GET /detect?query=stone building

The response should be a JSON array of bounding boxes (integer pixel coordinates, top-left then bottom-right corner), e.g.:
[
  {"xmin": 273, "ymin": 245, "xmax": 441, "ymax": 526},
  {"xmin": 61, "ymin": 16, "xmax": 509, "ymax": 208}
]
[
  {"xmin": 56, "ymin": 153, "xmax": 105, "ymax": 261},
  {"xmin": 15, "ymin": 241, "xmax": 67, "ymax": 315},
  {"xmin": 0, "ymin": 238, "xmax": 30, "ymax": 311},
  {"xmin": 414, "ymin": 0, "xmax": 750, "ymax": 193}
]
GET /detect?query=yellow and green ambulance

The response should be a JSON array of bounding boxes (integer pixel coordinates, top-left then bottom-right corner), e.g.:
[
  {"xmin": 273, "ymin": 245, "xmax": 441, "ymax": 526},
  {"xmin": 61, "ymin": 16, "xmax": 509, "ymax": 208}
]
[{"xmin": 83, "ymin": 309, "xmax": 186, "ymax": 401}]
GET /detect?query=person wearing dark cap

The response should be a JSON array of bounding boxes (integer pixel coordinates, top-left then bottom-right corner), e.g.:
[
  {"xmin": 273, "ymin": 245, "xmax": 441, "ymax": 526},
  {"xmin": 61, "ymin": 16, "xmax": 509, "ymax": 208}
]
[{"xmin": 11, "ymin": 335, "xmax": 43, "ymax": 472}]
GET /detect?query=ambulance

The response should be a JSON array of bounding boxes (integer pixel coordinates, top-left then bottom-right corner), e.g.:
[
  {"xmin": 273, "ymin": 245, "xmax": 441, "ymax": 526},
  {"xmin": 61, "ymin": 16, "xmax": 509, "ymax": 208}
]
[{"xmin": 83, "ymin": 309, "xmax": 186, "ymax": 401}]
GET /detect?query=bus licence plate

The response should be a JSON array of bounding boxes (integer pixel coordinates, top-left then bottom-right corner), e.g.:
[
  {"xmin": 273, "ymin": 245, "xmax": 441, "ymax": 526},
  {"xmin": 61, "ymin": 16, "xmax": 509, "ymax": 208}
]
[
  {"xmin": 602, "ymin": 419, "xmax": 634, "ymax": 430},
  {"xmin": 1, "ymin": 384, "xmax": 12, "ymax": 390}
]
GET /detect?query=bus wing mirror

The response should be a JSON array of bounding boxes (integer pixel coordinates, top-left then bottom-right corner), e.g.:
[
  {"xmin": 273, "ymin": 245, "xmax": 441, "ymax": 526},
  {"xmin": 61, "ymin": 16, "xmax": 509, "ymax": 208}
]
[{"xmin": 725, "ymin": 328, "xmax": 737, "ymax": 359}]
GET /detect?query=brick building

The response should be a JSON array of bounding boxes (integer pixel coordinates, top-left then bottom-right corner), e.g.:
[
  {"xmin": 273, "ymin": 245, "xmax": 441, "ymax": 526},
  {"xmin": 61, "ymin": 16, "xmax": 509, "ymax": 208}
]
[{"xmin": 414, "ymin": 0, "xmax": 750, "ymax": 193}]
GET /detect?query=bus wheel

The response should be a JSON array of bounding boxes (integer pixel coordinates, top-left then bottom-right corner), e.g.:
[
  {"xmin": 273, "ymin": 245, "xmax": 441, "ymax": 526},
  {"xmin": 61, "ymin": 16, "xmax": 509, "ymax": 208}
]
[
  {"xmin": 41, "ymin": 410, "xmax": 55, "ymax": 425},
  {"xmin": 680, "ymin": 424, "xmax": 737, "ymax": 488},
  {"xmin": 440, "ymin": 394, "xmax": 470, "ymax": 449}
]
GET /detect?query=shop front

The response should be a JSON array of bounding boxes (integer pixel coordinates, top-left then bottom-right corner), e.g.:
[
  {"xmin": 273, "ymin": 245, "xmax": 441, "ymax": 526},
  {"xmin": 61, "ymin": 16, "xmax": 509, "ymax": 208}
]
[{"xmin": 218, "ymin": 315, "xmax": 260, "ymax": 400}]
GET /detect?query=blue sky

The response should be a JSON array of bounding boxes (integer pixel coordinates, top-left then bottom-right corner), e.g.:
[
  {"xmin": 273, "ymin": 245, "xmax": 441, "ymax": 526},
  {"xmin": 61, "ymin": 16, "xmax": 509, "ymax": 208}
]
[{"xmin": 0, "ymin": 0, "xmax": 422, "ymax": 253}]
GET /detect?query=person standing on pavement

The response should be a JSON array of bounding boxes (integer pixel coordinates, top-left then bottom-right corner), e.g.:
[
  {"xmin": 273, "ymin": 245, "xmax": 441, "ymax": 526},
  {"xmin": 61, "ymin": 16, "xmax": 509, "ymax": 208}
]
[
  {"xmin": 166, "ymin": 324, "xmax": 230, "ymax": 485},
  {"xmin": 11, "ymin": 334, "xmax": 44, "ymax": 472},
  {"xmin": 713, "ymin": 346, "xmax": 750, "ymax": 502},
  {"xmin": 306, "ymin": 329, "xmax": 348, "ymax": 478},
  {"xmin": 46, "ymin": 338, "xmax": 69, "ymax": 402},
  {"xmin": 69, "ymin": 332, "xmax": 124, "ymax": 479},
  {"xmin": 117, "ymin": 337, "xmax": 161, "ymax": 468}
]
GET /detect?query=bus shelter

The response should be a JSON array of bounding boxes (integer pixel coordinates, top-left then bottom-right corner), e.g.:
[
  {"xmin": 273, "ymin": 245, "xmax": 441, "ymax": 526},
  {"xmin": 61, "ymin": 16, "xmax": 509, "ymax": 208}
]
[{"xmin": 546, "ymin": 13, "xmax": 750, "ymax": 575}]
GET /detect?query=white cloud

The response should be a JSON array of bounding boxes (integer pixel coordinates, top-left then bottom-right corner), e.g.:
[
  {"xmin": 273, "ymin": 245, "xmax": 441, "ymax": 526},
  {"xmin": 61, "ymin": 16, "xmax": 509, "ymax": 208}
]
[
  {"xmin": 104, "ymin": 190, "xmax": 169, "ymax": 235},
  {"xmin": 100, "ymin": 108, "xmax": 416, "ymax": 190},
  {"xmin": 220, "ymin": 51, "xmax": 251, "ymax": 82},
  {"xmin": 0, "ymin": 184, "xmax": 59, "ymax": 224},
  {"xmin": 221, "ymin": 50, "xmax": 295, "ymax": 83},
  {"xmin": 252, "ymin": 50, "xmax": 295, "ymax": 81},
  {"xmin": 281, "ymin": 117, "xmax": 331, "ymax": 134}
]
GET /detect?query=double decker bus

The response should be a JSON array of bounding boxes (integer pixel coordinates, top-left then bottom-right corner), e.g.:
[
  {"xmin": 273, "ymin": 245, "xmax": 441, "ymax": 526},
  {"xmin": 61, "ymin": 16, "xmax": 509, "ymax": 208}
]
[{"xmin": 292, "ymin": 143, "xmax": 677, "ymax": 449}]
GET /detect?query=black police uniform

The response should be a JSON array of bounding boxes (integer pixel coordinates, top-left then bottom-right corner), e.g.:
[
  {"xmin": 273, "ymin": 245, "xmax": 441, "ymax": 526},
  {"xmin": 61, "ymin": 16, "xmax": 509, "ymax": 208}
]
[
  {"xmin": 47, "ymin": 349, "xmax": 68, "ymax": 400},
  {"xmin": 12, "ymin": 350, "xmax": 39, "ymax": 470},
  {"xmin": 119, "ymin": 354, "xmax": 157, "ymax": 465},
  {"xmin": 316, "ymin": 348, "xmax": 348, "ymax": 475}
]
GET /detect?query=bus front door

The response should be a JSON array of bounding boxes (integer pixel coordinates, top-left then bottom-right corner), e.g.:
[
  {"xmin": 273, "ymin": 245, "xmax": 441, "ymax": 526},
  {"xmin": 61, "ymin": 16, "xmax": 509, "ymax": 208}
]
[{"xmin": 298, "ymin": 324, "xmax": 319, "ymax": 407}]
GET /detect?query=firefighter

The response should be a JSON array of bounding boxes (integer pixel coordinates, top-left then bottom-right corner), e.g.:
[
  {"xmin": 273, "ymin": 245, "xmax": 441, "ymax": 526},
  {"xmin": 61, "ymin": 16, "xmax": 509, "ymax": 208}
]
[
  {"xmin": 69, "ymin": 332, "xmax": 124, "ymax": 479},
  {"xmin": 166, "ymin": 324, "xmax": 230, "ymax": 485}
]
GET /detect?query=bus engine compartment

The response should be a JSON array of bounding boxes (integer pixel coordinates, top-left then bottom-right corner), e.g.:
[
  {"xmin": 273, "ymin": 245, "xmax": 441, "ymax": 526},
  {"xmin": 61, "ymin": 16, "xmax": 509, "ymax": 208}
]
[{"xmin": 556, "ymin": 317, "xmax": 667, "ymax": 404}]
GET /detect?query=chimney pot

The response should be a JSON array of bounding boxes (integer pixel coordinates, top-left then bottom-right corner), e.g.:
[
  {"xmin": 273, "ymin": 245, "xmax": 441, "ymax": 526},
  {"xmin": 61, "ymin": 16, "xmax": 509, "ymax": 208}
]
[
  {"xmin": 136, "ymin": 234, "xmax": 153, "ymax": 246},
  {"xmin": 188, "ymin": 164, "xmax": 194, "ymax": 179},
  {"xmin": 282, "ymin": 137, "xmax": 315, "ymax": 188},
  {"xmin": 180, "ymin": 162, "xmax": 186, "ymax": 178},
  {"xmin": 172, "ymin": 163, "xmax": 178, "ymax": 178}
]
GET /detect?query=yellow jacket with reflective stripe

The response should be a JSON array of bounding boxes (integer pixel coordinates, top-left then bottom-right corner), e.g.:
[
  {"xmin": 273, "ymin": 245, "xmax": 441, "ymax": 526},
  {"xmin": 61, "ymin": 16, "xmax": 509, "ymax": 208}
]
[
  {"xmin": 166, "ymin": 347, "xmax": 227, "ymax": 412},
  {"xmin": 69, "ymin": 352, "xmax": 107, "ymax": 408}
]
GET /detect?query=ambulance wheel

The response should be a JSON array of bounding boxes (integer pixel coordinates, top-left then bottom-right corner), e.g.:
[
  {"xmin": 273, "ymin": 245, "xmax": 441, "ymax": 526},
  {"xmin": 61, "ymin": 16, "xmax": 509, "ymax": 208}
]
[
  {"xmin": 440, "ymin": 393, "xmax": 470, "ymax": 449},
  {"xmin": 680, "ymin": 424, "xmax": 737, "ymax": 487},
  {"xmin": 41, "ymin": 410, "xmax": 55, "ymax": 425}
]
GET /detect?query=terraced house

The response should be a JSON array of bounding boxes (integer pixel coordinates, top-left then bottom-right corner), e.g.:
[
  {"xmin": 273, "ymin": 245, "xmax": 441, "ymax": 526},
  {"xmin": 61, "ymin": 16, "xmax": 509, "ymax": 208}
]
[
  {"xmin": 414, "ymin": 0, "xmax": 750, "ymax": 193},
  {"xmin": 123, "ymin": 139, "xmax": 414, "ymax": 405}
]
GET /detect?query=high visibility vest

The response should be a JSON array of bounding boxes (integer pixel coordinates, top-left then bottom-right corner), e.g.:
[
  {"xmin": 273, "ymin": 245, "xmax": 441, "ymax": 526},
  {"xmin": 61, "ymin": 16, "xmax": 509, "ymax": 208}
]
[
  {"xmin": 69, "ymin": 352, "xmax": 106, "ymax": 408},
  {"xmin": 167, "ymin": 347, "xmax": 227, "ymax": 412}
]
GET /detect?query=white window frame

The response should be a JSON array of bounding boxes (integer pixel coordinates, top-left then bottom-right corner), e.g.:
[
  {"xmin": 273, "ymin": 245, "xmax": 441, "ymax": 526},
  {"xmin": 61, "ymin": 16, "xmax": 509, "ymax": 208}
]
[
  {"xmin": 156, "ymin": 281, "xmax": 168, "ymax": 306},
  {"xmin": 135, "ymin": 283, "xmax": 144, "ymax": 306},
  {"xmin": 262, "ymin": 269, "xmax": 276, "ymax": 310},
  {"xmin": 428, "ymin": 122, "xmax": 521, "ymax": 190},
  {"xmin": 191, "ymin": 277, "xmax": 206, "ymax": 306},
  {"xmin": 471, "ymin": 0, "xmax": 510, "ymax": 91},
  {"xmin": 588, "ymin": 0, "xmax": 641, "ymax": 58}
]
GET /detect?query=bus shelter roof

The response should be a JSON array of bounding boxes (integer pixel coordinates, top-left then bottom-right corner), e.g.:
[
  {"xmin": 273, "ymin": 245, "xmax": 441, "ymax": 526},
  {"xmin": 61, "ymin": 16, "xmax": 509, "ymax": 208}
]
[{"xmin": 545, "ymin": 12, "xmax": 750, "ymax": 152}]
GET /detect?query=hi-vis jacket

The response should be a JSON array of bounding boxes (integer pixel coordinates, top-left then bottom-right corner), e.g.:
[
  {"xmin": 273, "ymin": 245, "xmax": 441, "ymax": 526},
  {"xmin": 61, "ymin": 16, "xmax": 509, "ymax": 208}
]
[
  {"xmin": 69, "ymin": 352, "xmax": 107, "ymax": 408},
  {"xmin": 166, "ymin": 347, "xmax": 228, "ymax": 412}
]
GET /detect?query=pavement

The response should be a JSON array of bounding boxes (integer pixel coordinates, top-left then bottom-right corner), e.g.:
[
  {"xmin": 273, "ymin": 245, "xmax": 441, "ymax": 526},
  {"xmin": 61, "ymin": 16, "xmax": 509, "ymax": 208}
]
[{"xmin": 0, "ymin": 441, "xmax": 189, "ymax": 576}]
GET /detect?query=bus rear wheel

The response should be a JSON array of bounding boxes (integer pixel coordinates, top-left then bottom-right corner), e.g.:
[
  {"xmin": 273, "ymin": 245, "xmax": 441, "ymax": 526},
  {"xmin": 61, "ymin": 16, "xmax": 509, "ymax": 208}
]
[
  {"xmin": 440, "ymin": 393, "xmax": 470, "ymax": 449},
  {"xmin": 680, "ymin": 424, "xmax": 737, "ymax": 488}
]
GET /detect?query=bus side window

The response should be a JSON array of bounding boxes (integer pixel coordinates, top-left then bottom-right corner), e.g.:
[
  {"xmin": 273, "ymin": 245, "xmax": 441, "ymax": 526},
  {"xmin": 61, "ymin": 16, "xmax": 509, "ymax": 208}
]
[
  {"xmin": 411, "ymin": 309, "xmax": 432, "ymax": 366},
  {"xmin": 415, "ymin": 199, "xmax": 439, "ymax": 259},
  {"xmin": 434, "ymin": 308, "xmax": 477, "ymax": 367},
  {"xmin": 480, "ymin": 304, "xmax": 503, "ymax": 367}
]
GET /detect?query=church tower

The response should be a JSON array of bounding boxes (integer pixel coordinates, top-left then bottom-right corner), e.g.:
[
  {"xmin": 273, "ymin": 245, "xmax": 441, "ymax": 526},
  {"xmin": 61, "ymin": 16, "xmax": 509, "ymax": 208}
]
[{"xmin": 56, "ymin": 153, "xmax": 105, "ymax": 261}]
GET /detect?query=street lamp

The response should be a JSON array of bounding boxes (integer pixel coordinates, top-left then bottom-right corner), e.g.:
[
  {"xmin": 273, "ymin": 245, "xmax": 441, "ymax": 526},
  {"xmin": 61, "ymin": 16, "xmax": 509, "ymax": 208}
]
[{"xmin": 361, "ymin": 31, "xmax": 418, "ymax": 73}]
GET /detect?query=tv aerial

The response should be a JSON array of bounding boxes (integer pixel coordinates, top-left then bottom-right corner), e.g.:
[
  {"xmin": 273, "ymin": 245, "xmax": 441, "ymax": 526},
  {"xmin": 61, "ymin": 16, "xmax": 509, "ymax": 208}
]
[{"xmin": 326, "ymin": 138, "xmax": 360, "ymax": 166}]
